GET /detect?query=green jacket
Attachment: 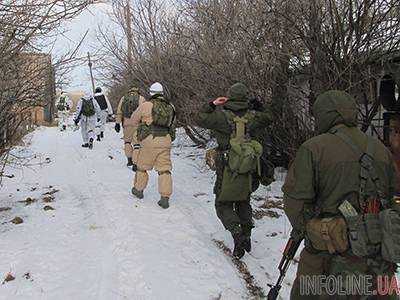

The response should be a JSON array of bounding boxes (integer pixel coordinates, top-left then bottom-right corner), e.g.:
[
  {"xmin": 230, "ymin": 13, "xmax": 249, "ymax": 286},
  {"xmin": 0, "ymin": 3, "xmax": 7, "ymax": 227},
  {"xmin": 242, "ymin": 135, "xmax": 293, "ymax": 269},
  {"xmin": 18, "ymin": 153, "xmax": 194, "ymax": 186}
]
[
  {"xmin": 283, "ymin": 90, "xmax": 397, "ymax": 235},
  {"xmin": 198, "ymin": 83, "xmax": 272, "ymax": 201}
]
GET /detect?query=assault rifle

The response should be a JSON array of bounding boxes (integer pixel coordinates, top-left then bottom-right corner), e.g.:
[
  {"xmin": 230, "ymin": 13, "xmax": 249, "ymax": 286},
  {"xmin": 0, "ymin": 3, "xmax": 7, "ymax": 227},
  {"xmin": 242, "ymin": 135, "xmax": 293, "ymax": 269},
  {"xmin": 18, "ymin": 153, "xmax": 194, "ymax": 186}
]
[{"xmin": 267, "ymin": 234, "xmax": 303, "ymax": 300}]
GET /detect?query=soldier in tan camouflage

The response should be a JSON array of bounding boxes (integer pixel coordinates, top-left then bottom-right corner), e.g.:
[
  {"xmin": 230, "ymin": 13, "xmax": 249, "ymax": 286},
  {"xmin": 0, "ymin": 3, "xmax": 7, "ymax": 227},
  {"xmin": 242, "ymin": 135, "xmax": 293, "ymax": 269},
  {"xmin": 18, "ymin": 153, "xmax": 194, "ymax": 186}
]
[
  {"xmin": 115, "ymin": 87, "xmax": 146, "ymax": 168},
  {"xmin": 130, "ymin": 82, "xmax": 175, "ymax": 209}
]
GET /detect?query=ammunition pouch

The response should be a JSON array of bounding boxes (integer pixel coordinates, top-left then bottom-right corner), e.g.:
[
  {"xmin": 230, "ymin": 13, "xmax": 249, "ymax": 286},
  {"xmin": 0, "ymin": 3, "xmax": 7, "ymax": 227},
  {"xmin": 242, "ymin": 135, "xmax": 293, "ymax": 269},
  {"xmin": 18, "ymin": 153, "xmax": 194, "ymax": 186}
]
[
  {"xmin": 345, "ymin": 213, "xmax": 381, "ymax": 258},
  {"xmin": 306, "ymin": 217, "xmax": 348, "ymax": 254},
  {"xmin": 137, "ymin": 123, "xmax": 151, "ymax": 142},
  {"xmin": 380, "ymin": 209, "xmax": 400, "ymax": 263},
  {"xmin": 340, "ymin": 203, "xmax": 400, "ymax": 263}
]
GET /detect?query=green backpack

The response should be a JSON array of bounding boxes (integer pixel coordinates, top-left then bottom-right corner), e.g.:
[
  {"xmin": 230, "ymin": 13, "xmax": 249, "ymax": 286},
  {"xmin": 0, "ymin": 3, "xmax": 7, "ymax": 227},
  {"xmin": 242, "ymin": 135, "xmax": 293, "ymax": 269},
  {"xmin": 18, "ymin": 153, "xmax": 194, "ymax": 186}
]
[
  {"xmin": 57, "ymin": 96, "xmax": 67, "ymax": 111},
  {"xmin": 122, "ymin": 93, "xmax": 139, "ymax": 118},
  {"xmin": 152, "ymin": 97, "xmax": 175, "ymax": 128},
  {"xmin": 81, "ymin": 99, "xmax": 95, "ymax": 117},
  {"xmin": 218, "ymin": 111, "xmax": 263, "ymax": 202}
]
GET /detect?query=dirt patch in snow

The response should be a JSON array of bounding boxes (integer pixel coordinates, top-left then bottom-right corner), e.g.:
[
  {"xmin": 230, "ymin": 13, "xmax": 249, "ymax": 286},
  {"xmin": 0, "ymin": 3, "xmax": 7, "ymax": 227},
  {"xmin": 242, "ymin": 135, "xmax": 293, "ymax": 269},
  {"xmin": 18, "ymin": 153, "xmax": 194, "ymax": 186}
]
[
  {"xmin": 193, "ymin": 192, "xmax": 207, "ymax": 198},
  {"xmin": 213, "ymin": 239, "xmax": 265, "ymax": 299},
  {"xmin": 42, "ymin": 189, "xmax": 59, "ymax": 196},
  {"xmin": 253, "ymin": 209, "xmax": 280, "ymax": 220},
  {"xmin": 10, "ymin": 216, "xmax": 23, "ymax": 224},
  {"xmin": 18, "ymin": 197, "xmax": 37, "ymax": 206},
  {"xmin": 42, "ymin": 195, "xmax": 55, "ymax": 203},
  {"xmin": 258, "ymin": 199, "xmax": 283, "ymax": 210},
  {"xmin": 2, "ymin": 273, "xmax": 15, "ymax": 284}
]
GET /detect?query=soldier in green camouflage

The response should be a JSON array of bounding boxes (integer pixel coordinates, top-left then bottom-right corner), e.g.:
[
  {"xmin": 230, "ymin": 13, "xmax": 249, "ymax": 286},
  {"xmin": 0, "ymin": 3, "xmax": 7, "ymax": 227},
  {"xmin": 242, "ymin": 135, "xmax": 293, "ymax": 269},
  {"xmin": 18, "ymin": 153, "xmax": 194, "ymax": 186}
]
[
  {"xmin": 283, "ymin": 90, "xmax": 399, "ymax": 299},
  {"xmin": 198, "ymin": 82, "xmax": 272, "ymax": 258}
]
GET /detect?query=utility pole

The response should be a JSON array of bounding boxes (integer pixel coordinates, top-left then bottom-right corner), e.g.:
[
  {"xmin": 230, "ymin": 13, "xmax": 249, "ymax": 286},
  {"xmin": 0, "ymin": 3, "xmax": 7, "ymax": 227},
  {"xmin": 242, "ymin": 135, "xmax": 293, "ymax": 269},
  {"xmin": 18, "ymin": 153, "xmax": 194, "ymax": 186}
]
[
  {"xmin": 87, "ymin": 52, "xmax": 95, "ymax": 94},
  {"xmin": 125, "ymin": 1, "xmax": 134, "ymax": 68}
]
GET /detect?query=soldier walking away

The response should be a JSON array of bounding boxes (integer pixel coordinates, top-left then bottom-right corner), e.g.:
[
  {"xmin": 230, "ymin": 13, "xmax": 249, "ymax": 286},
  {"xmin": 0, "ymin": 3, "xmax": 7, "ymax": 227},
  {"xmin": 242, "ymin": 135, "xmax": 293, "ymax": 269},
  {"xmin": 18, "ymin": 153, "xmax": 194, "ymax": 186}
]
[
  {"xmin": 115, "ymin": 86, "xmax": 146, "ymax": 168},
  {"xmin": 94, "ymin": 87, "xmax": 113, "ymax": 141},
  {"xmin": 74, "ymin": 93, "xmax": 101, "ymax": 149},
  {"xmin": 131, "ymin": 82, "xmax": 176, "ymax": 209},
  {"xmin": 198, "ymin": 82, "xmax": 272, "ymax": 259},
  {"xmin": 283, "ymin": 90, "xmax": 400, "ymax": 299},
  {"xmin": 56, "ymin": 91, "xmax": 72, "ymax": 131}
]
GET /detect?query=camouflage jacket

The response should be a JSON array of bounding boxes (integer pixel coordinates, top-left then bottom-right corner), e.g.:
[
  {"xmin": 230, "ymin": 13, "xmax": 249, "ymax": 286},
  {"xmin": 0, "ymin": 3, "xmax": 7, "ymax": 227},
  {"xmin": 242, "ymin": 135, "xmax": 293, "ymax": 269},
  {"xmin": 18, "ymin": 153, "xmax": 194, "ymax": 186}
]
[{"xmin": 283, "ymin": 90, "xmax": 397, "ymax": 235}]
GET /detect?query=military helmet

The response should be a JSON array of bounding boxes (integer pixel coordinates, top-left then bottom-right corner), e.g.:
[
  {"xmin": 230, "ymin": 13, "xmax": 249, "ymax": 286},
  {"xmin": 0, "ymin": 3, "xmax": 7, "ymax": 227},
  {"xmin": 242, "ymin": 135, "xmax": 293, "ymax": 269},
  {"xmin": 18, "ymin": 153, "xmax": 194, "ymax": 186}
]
[{"xmin": 149, "ymin": 82, "xmax": 164, "ymax": 96}]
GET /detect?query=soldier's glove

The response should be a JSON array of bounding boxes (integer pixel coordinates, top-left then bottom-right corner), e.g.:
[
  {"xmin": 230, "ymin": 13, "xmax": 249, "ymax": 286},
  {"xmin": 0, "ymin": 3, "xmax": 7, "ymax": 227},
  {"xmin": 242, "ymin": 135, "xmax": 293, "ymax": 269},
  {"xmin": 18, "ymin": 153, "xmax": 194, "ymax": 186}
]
[
  {"xmin": 249, "ymin": 97, "xmax": 264, "ymax": 111},
  {"xmin": 115, "ymin": 123, "xmax": 121, "ymax": 133},
  {"xmin": 74, "ymin": 119, "xmax": 79, "ymax": 126}
]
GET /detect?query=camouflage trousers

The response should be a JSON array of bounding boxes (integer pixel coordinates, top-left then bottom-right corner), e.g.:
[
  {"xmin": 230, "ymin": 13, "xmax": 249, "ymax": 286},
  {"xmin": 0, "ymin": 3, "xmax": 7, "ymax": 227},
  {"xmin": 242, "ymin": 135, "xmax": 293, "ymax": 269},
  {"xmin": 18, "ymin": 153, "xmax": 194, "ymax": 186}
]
[
  {"xmin": 215, "ymin": 200, "xmax": 253, "ymax": 236},
  {"xmin": 291, "ymin": 248, "xmax": 399, "ymax": 300},
  {"xmin": 123, "ymin": 125, "xmax": 140, "ymax": 162}
]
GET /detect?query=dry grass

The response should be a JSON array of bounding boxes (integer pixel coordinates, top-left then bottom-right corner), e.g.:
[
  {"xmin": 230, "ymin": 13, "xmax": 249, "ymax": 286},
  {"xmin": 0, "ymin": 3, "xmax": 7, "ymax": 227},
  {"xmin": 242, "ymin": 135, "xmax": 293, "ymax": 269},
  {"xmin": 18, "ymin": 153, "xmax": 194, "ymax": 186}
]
[{"xmin": 213, "ymin": 239, "xmax": 265, "ymax": 299}]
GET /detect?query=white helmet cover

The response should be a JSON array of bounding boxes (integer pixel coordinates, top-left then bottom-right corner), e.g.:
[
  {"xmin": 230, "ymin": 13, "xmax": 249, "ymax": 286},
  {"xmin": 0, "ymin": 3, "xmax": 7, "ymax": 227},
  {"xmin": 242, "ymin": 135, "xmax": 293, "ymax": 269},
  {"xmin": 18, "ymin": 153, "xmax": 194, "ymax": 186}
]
[{"xmin": 149, "ymin": 82, "xmax": 164, "ymax": 96}]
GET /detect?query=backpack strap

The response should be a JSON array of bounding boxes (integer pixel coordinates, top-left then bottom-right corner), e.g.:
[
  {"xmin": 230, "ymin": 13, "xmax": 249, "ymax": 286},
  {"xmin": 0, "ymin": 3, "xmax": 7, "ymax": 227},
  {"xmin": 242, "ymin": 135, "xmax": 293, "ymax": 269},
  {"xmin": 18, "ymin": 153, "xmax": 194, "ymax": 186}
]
[
  {"xmin": 169, "ymin": 102, "xmax": 176, "ymax": 128},
  {"xmin": 222, "ymin": 110, "xmax": 251, "ymax": 142},
  {"xmin": 233, "ymin": 115, "xmax": 248, "ymax": 142},
  {"xmin": 330, "ymin": 128, "xmax": 388, "ymax": 209}
]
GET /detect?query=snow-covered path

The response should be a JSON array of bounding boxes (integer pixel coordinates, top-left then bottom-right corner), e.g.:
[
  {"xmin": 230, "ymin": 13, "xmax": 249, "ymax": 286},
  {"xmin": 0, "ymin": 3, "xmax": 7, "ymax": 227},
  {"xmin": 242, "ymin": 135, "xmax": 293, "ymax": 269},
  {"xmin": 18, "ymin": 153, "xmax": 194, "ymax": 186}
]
[{"xmin": 0, "ymin": 124, "xmax": 293, "ymax": 300}]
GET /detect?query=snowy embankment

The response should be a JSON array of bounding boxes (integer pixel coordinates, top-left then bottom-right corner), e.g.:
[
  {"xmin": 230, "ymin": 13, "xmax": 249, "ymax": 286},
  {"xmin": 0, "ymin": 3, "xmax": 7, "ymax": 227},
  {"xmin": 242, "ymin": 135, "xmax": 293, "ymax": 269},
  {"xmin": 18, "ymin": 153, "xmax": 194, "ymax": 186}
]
[{"xmin": 0, "ymin": 123, "xmax": 295, "ymax": 300}]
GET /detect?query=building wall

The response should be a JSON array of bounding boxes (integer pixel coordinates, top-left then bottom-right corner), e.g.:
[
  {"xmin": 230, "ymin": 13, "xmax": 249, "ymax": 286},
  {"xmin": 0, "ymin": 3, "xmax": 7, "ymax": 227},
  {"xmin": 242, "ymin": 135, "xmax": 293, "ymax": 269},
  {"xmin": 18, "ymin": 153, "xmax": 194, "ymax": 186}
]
[{"xmin": 20, "ymin": 52, "xmax": 56, "ymax": 125}]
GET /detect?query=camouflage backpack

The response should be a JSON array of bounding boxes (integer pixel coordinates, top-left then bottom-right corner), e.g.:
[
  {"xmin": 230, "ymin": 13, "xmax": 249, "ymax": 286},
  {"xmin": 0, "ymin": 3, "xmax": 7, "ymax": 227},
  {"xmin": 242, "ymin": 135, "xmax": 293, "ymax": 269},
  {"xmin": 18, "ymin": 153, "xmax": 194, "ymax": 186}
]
[
  {"xmin": 218, "ymin": 111, "xmax": 263, "ymax": 202},
  {"xmin": 81, "ymin": 98, "xmax": 95, "ymax": 117},
  {"xmin": 122, "ymin": 93, "xmax": 139, "ymax": 118},
  {"xmin": 137, "ymin": 96, "xmax": 176, "ymax": 142},
  {"xmin": 152, "ymin": 97, "xmax": 175, "ymax": 128},
  {"xmin": 57, "ymin": 96, "xmax": 67, "ymax": 111}
]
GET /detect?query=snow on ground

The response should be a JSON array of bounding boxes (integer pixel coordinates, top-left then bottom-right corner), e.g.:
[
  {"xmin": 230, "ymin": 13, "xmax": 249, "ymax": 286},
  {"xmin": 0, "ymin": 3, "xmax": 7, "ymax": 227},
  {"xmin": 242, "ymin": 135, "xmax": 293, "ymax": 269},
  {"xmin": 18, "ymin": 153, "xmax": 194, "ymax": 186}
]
[{"xmin": 0, "ymin": 122, "xmax": 295, "ymax": 300}]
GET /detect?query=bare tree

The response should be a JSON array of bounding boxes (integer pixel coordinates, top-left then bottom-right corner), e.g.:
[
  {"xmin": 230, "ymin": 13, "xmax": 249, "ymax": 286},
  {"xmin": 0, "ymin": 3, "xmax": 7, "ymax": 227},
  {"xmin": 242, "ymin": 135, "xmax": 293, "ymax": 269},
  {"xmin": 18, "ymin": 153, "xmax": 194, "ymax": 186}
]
[
  {"xmin": 0, "ymin": 1, "xmax": 97, "ymax": 178},
  {"xmin": 97, "ymin": 0, "xmax": 400, "ymax": 166}
]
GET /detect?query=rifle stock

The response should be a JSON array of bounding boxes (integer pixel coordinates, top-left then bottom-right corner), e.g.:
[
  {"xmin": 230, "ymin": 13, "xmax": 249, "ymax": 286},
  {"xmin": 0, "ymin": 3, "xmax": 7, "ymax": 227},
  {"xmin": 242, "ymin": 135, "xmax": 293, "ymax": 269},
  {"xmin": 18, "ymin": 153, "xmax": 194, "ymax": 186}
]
[{"xmin": 267, "ymin": 235, "xmax": 302, "ymax": 300}]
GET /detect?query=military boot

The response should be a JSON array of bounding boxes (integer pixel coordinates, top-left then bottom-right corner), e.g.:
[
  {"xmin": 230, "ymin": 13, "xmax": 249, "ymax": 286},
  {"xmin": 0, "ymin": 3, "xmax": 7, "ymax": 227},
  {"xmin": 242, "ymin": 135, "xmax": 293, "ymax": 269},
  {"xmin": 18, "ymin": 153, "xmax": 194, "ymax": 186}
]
[
  {"xmin": 231, "ymin": 226, "xmax": 245, "ymax": 259},
  {"xmin": 132, "ymin": 164, "xmax": 137, "ymax": 172},
  {"xmin": 242, "ymin": 225, "xmax": 253, "ymax": 253},
  {"xmin": 131, "ymin": 187, "xmax": 144, "ymax": 199},
  {"xmin": 100, "ymin": 131, "xmax": 104, "ymax": 139},
  {"xmin": 97, "ymin": 135, "xmax": 101, "ymax": 142},
  {"xmin": 88, "ymin": 138, "xmax": 94, "ymax": 149},
  {"xmin": 127, "ymin": 157, "xmax": 133, "ymax": 167},
  {"xmin": 158, "ymin": 196, "xmax": 169, "ymax": 209},
  {"xmin": 82, "ymin": 143, "xmax": 89, "ymax": 148},
  {"xmin": 62, "ymin": 125, "xmax": 66, "ymax": 131}
]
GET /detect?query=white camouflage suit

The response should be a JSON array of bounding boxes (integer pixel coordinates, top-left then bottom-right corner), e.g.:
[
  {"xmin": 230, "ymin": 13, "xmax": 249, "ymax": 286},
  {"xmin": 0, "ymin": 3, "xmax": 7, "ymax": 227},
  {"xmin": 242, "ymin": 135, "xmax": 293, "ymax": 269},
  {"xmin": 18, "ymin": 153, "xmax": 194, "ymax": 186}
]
[
  {"xmin": 56, "ymin": 93, "xmax": 73, "ymax": 130},
  {"xmin": 94, "ymin": 91, "xmax": 113, "ymax": 135},
  {"xmin": 74, "ymin": 95, "xmax": 101, "ymax": 144}
]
